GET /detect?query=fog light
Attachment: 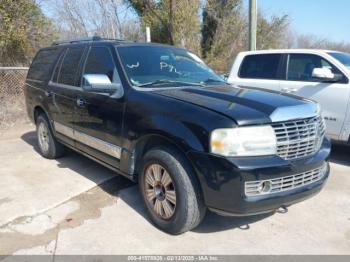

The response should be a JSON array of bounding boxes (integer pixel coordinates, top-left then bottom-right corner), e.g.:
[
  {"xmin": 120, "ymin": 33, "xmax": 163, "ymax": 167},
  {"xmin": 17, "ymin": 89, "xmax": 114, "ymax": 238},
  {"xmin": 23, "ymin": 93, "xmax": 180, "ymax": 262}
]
[{"xmin": 257, "ymin": 180, "xmax": 272, "ymax": 194}]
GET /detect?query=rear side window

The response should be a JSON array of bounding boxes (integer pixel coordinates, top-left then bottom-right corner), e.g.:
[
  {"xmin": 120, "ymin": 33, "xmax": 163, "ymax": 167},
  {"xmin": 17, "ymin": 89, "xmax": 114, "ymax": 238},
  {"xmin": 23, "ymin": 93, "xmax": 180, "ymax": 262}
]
[
  {"xmin": 239, "ymin": 54, "xmax": 281, "ymax": 80},
  {"xmin": 58, "ymin": 47, "xmax": 85, "ymax": 86},
  {"xmin": 27, "ymin": 49, "xmax": 61, "ymax": 81},
  {"xmin": 83, "ymin": 47, "xmax": 120, "ymax": 83}
]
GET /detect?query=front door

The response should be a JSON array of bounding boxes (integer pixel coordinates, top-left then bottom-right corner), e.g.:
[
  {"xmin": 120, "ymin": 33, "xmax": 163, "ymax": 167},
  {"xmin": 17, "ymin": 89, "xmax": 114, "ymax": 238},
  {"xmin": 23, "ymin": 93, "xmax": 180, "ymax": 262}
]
[
  {"xmin": 73, "ymin": 46, "xmax": 125, "ymax": 169},
  {"xmin": 281, "ymin": 53, "xmax": 350, "ymax": 140}
]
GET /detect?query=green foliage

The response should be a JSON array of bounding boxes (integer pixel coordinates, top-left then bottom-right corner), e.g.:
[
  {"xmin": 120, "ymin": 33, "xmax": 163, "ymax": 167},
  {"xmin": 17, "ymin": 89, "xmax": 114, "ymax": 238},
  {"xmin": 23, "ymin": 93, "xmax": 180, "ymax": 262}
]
[
  {"xmin": 257, "ymin": 13, "xmax": 289, "ymax": 50},
  {"xmin": 171, "ymin": 0, "xmax": 201, "ymax": 54},
  {"xmin": 128, "ymin": 0, "xmax": 201, "ymax": 53},
  {"xmin": 129, "ymin": 0, "xmax": 173, "ymax": 44},
  {"xmin": 201, "ymin": 0, "xmax": 245, "ymax": 72},
  {"xmin": 0, "ymin": 0, "xmax": 57, "ymax": 66}
]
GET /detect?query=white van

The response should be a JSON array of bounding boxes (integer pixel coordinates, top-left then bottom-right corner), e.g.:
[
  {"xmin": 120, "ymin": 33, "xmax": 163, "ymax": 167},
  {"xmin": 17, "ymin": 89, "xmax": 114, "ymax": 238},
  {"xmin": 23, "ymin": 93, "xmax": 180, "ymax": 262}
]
[{"xmin": 228, "ymin": 49, "xmax": 350, "ymax": 143}]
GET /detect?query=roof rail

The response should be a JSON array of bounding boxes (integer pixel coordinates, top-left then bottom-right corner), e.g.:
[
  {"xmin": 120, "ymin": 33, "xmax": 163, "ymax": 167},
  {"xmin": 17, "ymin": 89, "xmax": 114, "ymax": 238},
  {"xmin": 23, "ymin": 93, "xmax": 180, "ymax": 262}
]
[{"xmin": 51, "ymin": 36, "xmax": 133, "ymax": 46}]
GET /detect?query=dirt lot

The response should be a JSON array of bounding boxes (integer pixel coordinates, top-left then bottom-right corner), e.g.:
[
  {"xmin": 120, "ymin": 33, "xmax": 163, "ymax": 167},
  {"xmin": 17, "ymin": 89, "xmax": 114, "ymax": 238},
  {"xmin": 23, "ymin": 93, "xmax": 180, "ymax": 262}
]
[
  {"xmin": 0, "ymin": 123, "xmax": 349, "ymax": 255},
  {"xmin": 0, "ymin": 96, "xmax": 27, "ymax": 132}
]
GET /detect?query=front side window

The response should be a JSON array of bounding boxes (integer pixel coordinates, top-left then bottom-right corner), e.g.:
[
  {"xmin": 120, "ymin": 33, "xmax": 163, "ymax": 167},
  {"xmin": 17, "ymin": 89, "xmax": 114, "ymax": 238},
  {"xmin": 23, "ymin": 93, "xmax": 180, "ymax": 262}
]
[
  {"xmin": 83, "ymin": 47, "xmax": 120, "ymax": 83},
  {"xmin": 287, "ymin": 54, "xmax": 343, "ymax": 81},
  {"xmin": 117, "ymin": 46, "xmax": 225, "ymax": 88},
  {"xmin": 58, "ymin": 47, "xmax": 85, "ymax": 86},
  {"xmin": 239, "ymin": 54, "xmax": 282, "ymax": 80}
]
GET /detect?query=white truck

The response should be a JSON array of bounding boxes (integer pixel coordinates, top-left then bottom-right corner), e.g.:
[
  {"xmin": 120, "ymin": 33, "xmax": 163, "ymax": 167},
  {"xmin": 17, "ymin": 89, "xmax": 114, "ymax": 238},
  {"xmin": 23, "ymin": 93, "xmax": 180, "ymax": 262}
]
[{"xmin": 228, "ymin": 49, "xmax": 350, "ymax": 143}]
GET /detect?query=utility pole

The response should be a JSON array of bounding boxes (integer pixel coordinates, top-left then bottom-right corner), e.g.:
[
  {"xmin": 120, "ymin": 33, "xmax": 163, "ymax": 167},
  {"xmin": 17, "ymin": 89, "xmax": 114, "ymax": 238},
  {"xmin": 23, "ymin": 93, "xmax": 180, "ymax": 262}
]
[
  {"xmin": 146, "ymin": 27, "xmax": 151, "ymax": 43},
  {"xmin": 249, "ymin": 0, "xmax": 257, "ymax": 51}
]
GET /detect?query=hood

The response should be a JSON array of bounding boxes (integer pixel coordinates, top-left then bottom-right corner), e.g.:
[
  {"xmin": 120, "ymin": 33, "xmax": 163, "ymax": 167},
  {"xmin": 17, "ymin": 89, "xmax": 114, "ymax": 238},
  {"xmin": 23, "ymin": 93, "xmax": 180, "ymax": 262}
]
[{"xmin": 153, "ymin": 85, "xmax": 319, "ymax": 126}]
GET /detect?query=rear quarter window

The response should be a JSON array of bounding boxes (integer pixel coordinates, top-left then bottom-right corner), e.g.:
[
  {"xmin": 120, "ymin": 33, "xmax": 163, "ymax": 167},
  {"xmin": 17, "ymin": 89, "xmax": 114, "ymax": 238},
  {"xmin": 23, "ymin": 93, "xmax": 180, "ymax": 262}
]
[
  {"xmin": 27, "ymin": 49, "xmax": 61, "ymax": 81},
  {"xmin": 239, "ymin": 54, "xmax": 282, "ymax": 80}
]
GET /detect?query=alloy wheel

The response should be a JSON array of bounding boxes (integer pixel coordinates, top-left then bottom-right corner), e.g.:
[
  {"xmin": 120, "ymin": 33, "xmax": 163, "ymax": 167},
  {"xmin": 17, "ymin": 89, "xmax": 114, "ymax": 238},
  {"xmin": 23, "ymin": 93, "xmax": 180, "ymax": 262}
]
[
  {"xmin": 144, "ymin": 164, "xmax": 177, "ymax": 219},
  {"xmin": 38, "ymin": 122, "xmax": 50, "ymax": 153}
]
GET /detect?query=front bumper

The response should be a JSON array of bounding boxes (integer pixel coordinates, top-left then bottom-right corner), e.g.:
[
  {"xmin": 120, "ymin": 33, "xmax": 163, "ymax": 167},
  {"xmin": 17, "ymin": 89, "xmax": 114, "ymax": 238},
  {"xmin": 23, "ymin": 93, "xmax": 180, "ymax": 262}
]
[{"xmin": 187, "ymin": 137, "xmax": 331, "ymax": 216}]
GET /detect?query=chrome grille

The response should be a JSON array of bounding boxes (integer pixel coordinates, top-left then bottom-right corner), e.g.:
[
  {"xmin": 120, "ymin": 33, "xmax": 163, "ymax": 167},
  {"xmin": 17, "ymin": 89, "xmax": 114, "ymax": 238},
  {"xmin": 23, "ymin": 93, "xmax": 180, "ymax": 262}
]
[
  {"xmin": 245, "ymin": 164, "xmax": 327, "ymax": 196},
  {"xmin": 272, "ymin": 116, "xmax": 325, "ymax": 160}
]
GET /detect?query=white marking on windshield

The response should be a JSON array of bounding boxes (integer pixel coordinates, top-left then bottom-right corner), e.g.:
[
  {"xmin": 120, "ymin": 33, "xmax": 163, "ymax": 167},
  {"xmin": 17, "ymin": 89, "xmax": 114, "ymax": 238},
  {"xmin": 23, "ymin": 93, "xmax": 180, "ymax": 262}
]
[
  {"xmin": 127, "ymin": 62, "xmax": 139, "ymax": 68},
  {"xmin": 160, "ymin": 62, "xmax": 181, "ymax": 75}
]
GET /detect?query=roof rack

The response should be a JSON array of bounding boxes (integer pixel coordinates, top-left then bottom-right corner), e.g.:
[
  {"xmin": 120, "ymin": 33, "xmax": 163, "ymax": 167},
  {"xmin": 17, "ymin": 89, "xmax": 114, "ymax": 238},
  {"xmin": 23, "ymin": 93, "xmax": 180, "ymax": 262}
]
[{"xmin": 51, "ymin": 36, "xmax": 133, "ymax": 46}]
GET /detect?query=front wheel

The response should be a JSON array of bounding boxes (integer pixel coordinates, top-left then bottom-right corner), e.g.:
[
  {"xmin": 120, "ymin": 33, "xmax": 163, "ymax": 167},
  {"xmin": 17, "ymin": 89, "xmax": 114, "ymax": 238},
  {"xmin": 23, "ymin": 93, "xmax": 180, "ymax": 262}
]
[{"xmin": 139, "ymin": 148, "xmax": 206, "ymax": 235}]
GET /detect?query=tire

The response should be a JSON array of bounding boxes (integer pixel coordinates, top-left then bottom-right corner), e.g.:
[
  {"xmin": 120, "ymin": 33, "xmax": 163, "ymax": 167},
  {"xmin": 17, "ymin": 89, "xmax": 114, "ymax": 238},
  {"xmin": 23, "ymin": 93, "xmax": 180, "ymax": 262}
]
[
  {"xmin": 36, "ymin": 114, "xmax": 65, "ymax": 159},
  {"xmin": 139, "ymin": 147, "xmax": 206, "ymax": 234}
]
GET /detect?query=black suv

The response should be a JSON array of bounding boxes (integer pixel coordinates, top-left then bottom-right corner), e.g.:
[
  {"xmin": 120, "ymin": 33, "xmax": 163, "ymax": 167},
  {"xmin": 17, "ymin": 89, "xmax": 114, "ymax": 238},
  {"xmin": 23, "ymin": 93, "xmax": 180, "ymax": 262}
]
[{"xmin": 25, "ymin": 37, "xmax": 330, "ymax": 234}]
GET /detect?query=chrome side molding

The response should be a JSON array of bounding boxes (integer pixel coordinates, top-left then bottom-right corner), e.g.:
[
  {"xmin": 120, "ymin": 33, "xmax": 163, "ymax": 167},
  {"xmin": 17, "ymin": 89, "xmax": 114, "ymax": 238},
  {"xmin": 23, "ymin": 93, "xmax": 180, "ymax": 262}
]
[
  {"xmin": 54, "ymin": 122, "xmax": 74, "ymax": 138},
  {"xmin": 54, "ymin": 122, "xmax": 121, "ymax": 159}
]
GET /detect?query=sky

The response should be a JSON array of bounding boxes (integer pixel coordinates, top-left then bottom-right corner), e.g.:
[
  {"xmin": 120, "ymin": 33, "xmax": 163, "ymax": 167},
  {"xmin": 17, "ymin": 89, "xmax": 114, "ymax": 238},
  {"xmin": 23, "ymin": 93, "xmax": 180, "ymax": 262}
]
[{"xmin": 256, "ymin": 0, "xmax": 350, "ymax": 42}]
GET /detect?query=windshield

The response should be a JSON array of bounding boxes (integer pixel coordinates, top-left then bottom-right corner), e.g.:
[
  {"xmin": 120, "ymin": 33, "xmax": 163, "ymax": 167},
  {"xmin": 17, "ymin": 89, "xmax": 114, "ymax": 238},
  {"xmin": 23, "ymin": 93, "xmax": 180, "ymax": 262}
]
[
  {"xmin": 328, "ymin": 52, "xmax": 350, "ymax": 69},
  {"xmin": 117, "ymin": 45, "xmax": 225, "ymax": 88}
]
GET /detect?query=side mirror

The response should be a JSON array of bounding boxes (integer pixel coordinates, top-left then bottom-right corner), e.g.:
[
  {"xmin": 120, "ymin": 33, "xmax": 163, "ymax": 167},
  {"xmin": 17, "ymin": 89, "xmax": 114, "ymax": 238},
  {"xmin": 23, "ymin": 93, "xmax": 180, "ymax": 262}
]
[
  {"xmin": 82, "ymin": 74, "xmax": 120, "ymax": 93},
  {"xmin": 311, "ymin": 68, "xmax": 341, "ymax": 82},
  {"xmin": 220, "ymin": 73, "xmax": 229, "ymax": 81}
]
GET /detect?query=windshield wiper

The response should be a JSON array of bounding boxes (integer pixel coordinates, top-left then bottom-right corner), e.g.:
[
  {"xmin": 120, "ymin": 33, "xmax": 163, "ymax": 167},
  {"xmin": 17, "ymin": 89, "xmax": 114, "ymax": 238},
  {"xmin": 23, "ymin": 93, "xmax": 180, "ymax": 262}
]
[
  {"xmin": 136, "ymin": 79, "xmax": 205, "ymax": 88},
  {"xmin": 201, "ymin": 78, "xmax": 226, "ymax": 85}
]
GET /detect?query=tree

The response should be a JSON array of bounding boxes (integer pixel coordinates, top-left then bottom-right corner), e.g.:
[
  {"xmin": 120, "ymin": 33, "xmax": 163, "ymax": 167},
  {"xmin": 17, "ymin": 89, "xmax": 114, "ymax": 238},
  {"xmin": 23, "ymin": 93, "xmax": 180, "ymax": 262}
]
[
  {"xmin": 256, "ymin": 12, "xmax": 289, "ymax": 50},
  {"xmin": 46, "ymin": 0, "xmax": 144, "ymax": 41},
  {"xmin": 128, "ymin": 0, "xmax": 201, "ymax": 53},
  {"xmin": 295, "ymin": 34, "xmax": 350, "ymax": 53},
  {"xmin": 201, "ymin": 1, "xmax": 289, "ymax": 72},
  {"xmin": 0, "ymin": 0, "xmax": 56, "ymax": 65},
  {"xmin": 128, "ymin": 0, "xmax": 173, "ymax": 44},
  {"xmin": 201, "ymin": 0, "xmax": 245, "ymax": 72},
  {"xmin": 171, "ymin": 0, "xmax": 201, "ymax": 53}
]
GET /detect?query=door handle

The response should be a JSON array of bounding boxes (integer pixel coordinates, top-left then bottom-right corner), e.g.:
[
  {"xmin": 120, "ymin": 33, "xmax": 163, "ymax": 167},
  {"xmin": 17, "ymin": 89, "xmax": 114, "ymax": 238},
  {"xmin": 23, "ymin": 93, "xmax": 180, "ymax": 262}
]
[
  {"xmin": 281, "ymin": 87, "xmax": 298, "ymax": 93},
  {"xmin": 76, "ymin": 98, "xmax": 87, "ymax": 108}
]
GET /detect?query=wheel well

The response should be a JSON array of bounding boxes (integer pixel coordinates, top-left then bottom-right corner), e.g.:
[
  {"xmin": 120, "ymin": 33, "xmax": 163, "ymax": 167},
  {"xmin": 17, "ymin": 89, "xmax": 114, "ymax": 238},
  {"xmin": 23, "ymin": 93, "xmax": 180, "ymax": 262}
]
[
  {"xmin": 134, "ymin": 135, "xmax": 187, "ymax": 174},
  {"xmin": 133, "ymin": 135, "xmax": 205, "ymax": 203},
  {"xmin": 33, "ymin": 106, "xmax": 46, "ymax": 123}
]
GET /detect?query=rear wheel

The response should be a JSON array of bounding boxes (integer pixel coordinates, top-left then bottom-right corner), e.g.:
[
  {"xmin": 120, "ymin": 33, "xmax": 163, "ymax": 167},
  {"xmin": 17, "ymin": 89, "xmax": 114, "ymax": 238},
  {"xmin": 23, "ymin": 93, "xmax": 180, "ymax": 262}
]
[
  {"xmin": 36, "ymin": 114, "xmax": 65, "ymax": 159},
  {"xmin": 139, "ymin": 147, "xmax": 206, "ymax": 234}
]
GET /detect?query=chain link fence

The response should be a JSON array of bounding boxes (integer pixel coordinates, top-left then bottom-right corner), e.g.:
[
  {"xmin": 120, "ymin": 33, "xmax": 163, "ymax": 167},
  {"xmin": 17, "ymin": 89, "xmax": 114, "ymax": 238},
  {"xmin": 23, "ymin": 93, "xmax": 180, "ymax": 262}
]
[{"xmin": 0, "ymin": 67, "xmax": 29, "ymax": 130}]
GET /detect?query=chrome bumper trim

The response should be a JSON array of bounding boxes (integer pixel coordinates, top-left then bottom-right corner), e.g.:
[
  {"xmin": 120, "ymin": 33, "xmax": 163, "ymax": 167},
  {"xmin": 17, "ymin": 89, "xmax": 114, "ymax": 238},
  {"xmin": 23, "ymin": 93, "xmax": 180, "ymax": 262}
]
[{"xmin": 245, "ymin": 163, "xmax": 328, "ymax": 197}]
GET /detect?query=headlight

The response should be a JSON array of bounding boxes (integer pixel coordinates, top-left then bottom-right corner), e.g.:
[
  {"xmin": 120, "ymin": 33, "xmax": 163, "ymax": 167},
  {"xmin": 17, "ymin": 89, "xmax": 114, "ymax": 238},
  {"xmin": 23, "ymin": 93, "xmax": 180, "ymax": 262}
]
[{"xmin": 210, "ymin": 126, "xmax": 277, "ymax": 157}]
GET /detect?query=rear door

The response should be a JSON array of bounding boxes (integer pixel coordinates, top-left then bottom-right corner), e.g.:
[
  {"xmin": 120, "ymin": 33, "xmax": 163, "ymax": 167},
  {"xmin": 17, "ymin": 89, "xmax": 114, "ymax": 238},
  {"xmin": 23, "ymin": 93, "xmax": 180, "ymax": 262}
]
[
  {"xmin": 48, "ymin": 46, "xmax": 86, "ymax": 146},
  {"xmin": 230, "ymin": 53, "xmax": 283, "ymax": 91},
  {"xmin": 26, "ymin": 48, "xmax": 62, "ymax": 121},
  {"xmin": 73, "ymin": 45, "xmax": 125, "ymax": 169},
  {"xmin": 281, "ymin": 53, "xmax": 350, "ymax": 139}
]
